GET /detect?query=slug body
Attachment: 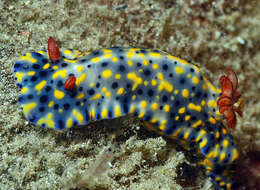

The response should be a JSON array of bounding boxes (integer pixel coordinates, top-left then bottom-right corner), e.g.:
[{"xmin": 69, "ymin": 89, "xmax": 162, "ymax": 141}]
[{"xmin": 14, "ymin": 46, "xmax": 238, "ymax": 189}]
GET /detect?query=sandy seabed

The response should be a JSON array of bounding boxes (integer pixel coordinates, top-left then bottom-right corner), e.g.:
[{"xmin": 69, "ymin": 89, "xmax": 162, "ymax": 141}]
[{"xmin": 0, "ymin": 0, "xmax": 260, "ymax": 189}]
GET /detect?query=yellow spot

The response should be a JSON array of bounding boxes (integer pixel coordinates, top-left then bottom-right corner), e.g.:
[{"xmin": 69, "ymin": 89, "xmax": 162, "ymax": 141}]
[
  {"xmin": 144, "ymin": 80, "xmax": 149, "ymax": 86},
  {"xmin": 20, "ymin": 53, "xmax": 37, "ymax": 63},
  {"xmin": 64, "ymin": 58, "xmax": 77, "ymax": 63},
  {"xmin": 151, "ymin": 103, "xmax": 158, "ymax": 111},
  {"xmin": 23, "ymin": 102, "xmax": 37, "ymax": 116},
  {"xmin": 112, "ymin": 57, "xmax": 118, "ymax": 62},
  {"xmin": 91, "ymin": 93, "xmax": 101, "ymax": 100},
  {"xmin": 178, "ymin": 107, "xmax": 186, "ymax": 114},
  {"xmin": 127, "ymin": 73, "xmax": 143, "ymax": 90},
  {"xmin": 209, "ymin": 117, "xmax": 216, "ymax": 124},
  {"xmin": 187, "ymin": 73, "xmax": 191, "ymax": 78},
  {"xmin": 151, "ymin": 118, "xmax": 158, "ymax": 123},
  {"xmin": 52, "ymin": 69, "xmax": 67, "ymax": 79},
  {"xmin": 104, "ymin": 53, "xmax": 112, "ymax": 58},
  {"xmin": 89, "ymin": 109, "xmax": 95, "ymax": 119},
  {"xmin": 140, "ymin": 101, "xmax": 147, "ymax": 108},
  {"xmin": 185, "ymin": 115, "xmax": 190, "ymax": 121},
  {"xmin": 192, "ymin": 76, "xmax": 199, "ymax": 84},
  {"xmin": 102, "ymin": 70, "xmax": 113, "ymax": 78},
  {"xmin": 132, "ymin": 95, "xmax": 136, "ymax": 100},
  {"xmin": 222, "ymin": 128, "xmax": 227, "ymax": 135},
  {"xmin": 101, "ymin": 87, "xmax": 107, "ymax": 93},
  {"xmin": 184, "ymin": 132, "xmax": 190, "ymax": 139},
  {"xmin": 231, "ymin": 149, "xmax": 239, "ymax": 162},
  {"xmin": 172, "ymin": 129, "xmax": 182, "ymax": 137},
  {"xmin": 103, "ymin": 49, "xmax": 112, "ymax": 53},
  {"xmin": 48, "ymin": 101, "xmax": 54, "ymax": 108},
  {"xmin": 138, "ymin": 111, "xmax": 145, "ymax": 118},
  {"xmin": 37, "ymin": 50, "xmax": 45, "ymax": 54},
  {"xmin": 202, "ymin": 83, "xmax": 208, "ymax": 91},
  {"xmin": 157, "ymin": 73, "xmax": 174, "ymax": 92},
  {"xmin": 223, "ymin": 139, "xmax": 229, "ymax": 148},
  {"xmin": 106, "ymin": 91, "xmax": 111, "ymax": 98},
  {"xmin": 58, "ymin": 109, "xmax": 63, "ymax": 113},
  {"xmin": 37, "ymin": 113, "xmax": 55, "ymax": 128},
  {"xmin": 15, "ymin": 72, "xmax": 24, "ymax": 82},
  {"xmin": 195, "ymin": 129, "xmax": 206, "ymax": 142},
  {"xmin": 129, "ymin": 48, "xmax": 140, "ymax": 52},
  {"xmin": 164, "ymin": 104, "xmax": 170, "ymax": 112},
  {"xmin": 151, "ymin": 79, "xmax": 157, "ymax": 86},
  {"xmin": 200, "ymin": 139, "xmax": 208, "ymax": 148},
  {"xmin": 138, "ymin": 53, "xmax": 145, "ymax": 58},
  {"xmin": 208, "ymin": 100, "xmax": 217, "ymax": 108},
  {"xmin": 76, "ymin": 113, "xmax": 83, "ymax": 123},
  {"xmin": 76, "ymin": 73, "xmax": 86, "ymax": 86},
  {"xmin": 115, "ymin": 106, "xmax": 121, "ymax": 117},
  {"xmin": 92, "ymin": 57, "xmax": 101, "ymax": 63},
  {"xmin": 130, "ymin": 105, "xmax": 135, "ymax": 113},
  {"xmin": 128, "ymin": 60, "xmax": 133, "ymax": 66},
  {"xmin": 201, "ymin": 100, "xmax": 206, "ymax": 106},
  {"xmin": 115, "ymin": 74, "xmax": 121, "ymax": 79},
  {"xmin": 27, "ymin": 71, "xmax": 35, "ymax": 76},
  {"xmin": 52, "ymin": 65, "xmax": 59, "ymax": 70},
  {"xmin": 77, "ymin": 65, "xmax": 84, "ymax": 72},
  {"xmin": 152, "ymin": 63, "xmax": 158, "ymax": 70},
  {"xmin": 159, "ymin": 125, "xmax": 166, "ymax": 131},
  {"xmin": 126, "ymin": 52, "xmax": 135, "ymax": 58},
  {"xmin": 158, "ymin": 81, "xmax": 174, "ymax": 92},
  {"xmin": 90, "ymin": 83, "xmax": 95, "ymax": 87},
  {"xmin": 35, "ymin": 80, "xmax": 47, "ymax": 91},
  {"xmin": 174, "ymin": 90, "xmax": 178, "ymax": 95},
  {"xmin": 215, "ymin": 131, "xmax": 220, "ymax": 139},
  {"xmin": 101, "ymin": 109, "xmax": 108, "ymax": 118},
  {"xmin": 188, "ymin": 103, "xmax": 202, "ymax": 112},
  {"xmin": 117, "ymin": 88, "xmax": 124, "ymax": 95},
  {"xmin": 66, "ymin": 118, "xmax": 73, "ymax": 128},
  {"xmin": 64, "ymin": 50, "xmax": 72, "ymax": 55},
  {"xmin": 21, "ymin": 87, "xmax": 28, "ymax": 94},
  {"xmin": 227, "ymin": 183, "xmax": 231, "ymax": 189},
  {"xmin": 158, "ymin": 72, "xmax": 163, "ymax": 80},
  {"xmin": 219, "ymin": 152, "xmax": 226, "ymax": 162},
  {"xmin": 182, "ymin": 89, "xmax": 189, "ymax": 98},
  {"xmin": 175, "ymin": 66, "xmax": 184, "ymax": 74},
  {"xmin": 192, "ymin": 120, "xmax": 202, "ymax": 128},
  {"xmin": 54, "ymin": 89, "xmax": 65, "ymax": 99},
  {"xmin": 43, "ymin": 63, "xmax": 50, "ymax": 69},
  {"xmin": 175, "ymin": 116, "xmax": 179, "ymax": 121},
  {"xmin": 76, "ymin": 93, "xmax": 85, "ymax": 99},
  {"xmin": 149, "ymin": 52, "xmax": 162, "ymax": 57},
  {"xmin": 143, "ymin": 60, "xmax": 149, "ymax": 66}
]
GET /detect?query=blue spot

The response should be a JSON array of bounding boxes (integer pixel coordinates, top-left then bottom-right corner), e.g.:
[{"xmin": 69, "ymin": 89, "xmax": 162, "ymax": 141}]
[
  {"xmin": 164, "ymin": 125, "xmax": 177, "ymax": 135},
  {"xmin": 28, "ymin": 115, "xmax": 37, "ymax": 122},
  {"xmin": 73, "ymin": 120, "xmax": 78, "ymax": 126},
  {"xmin": 31, "ymin": 52, "xmax": 43, "ymax": 58},
  {"xmin": 56, "ymin": 120, "xmax": 65, "ymax": 130},
  {"xmin": 85, "ymin": 109, "xmax": 90, "ymax": 121},
  {"xmin": 18, "ymin": 96, "xmax": 24, "ymax": 103},
  {"xmin": 14, "ymin": 63, "xmax": 21, "ymax": 69}
]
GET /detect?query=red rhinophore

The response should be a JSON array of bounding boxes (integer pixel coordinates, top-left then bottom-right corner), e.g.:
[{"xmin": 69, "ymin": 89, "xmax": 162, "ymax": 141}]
[
  {"xmin": 217, "ymin": 69, "xmax": 243, "ymax": 129},
  {"xmin": 64, "ymin": 75, "xmax": 76, "ymax": 91},
  {"xmin": 48, "ymin": 36, "xmax": 61, "ymax": 62}
]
